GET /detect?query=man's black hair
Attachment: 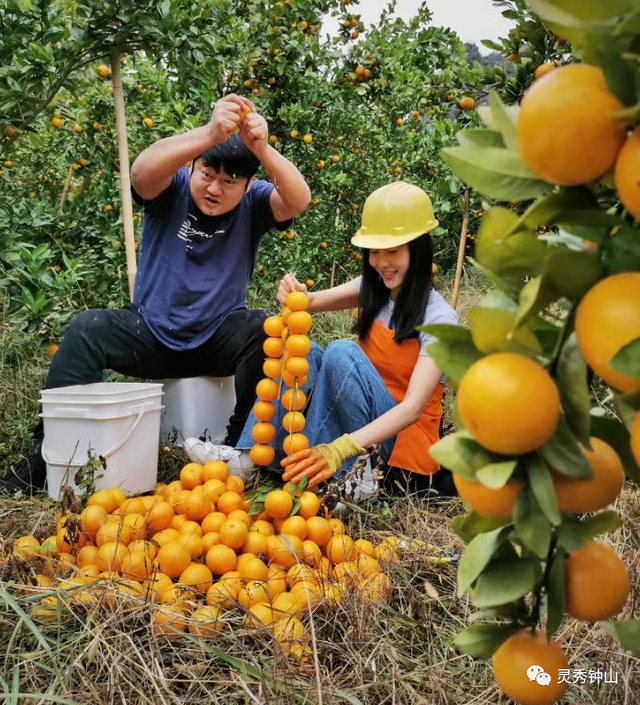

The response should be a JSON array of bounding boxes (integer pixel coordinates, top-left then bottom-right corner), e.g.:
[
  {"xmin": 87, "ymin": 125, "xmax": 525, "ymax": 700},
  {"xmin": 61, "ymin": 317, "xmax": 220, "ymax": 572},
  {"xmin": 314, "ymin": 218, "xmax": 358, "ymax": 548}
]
[
  {"xmin": 196, "ymin": 134, "xmax": 260, "ymax": 180},
  {"xmin": 353, "ymin": 233, "xmax": 434, "ymax": 343}
]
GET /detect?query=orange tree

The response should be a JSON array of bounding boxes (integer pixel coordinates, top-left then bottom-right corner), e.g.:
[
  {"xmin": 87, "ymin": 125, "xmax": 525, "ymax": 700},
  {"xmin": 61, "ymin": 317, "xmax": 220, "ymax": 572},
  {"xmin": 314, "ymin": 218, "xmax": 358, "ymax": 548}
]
[
  {"xmin": 423, "ymin": 0, "xmax": 640, "ymax": 702},
  {"xmin": 0, "ymin": 0, "xmax": 487, "ymax": 341}
]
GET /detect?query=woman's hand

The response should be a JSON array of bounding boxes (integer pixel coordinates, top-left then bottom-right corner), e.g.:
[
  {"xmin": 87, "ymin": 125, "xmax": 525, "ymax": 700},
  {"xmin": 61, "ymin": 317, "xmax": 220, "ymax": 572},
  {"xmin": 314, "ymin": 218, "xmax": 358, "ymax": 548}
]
[{"xmin": 277, "ymin": 272, "xmax": 308, "ymax": 306}]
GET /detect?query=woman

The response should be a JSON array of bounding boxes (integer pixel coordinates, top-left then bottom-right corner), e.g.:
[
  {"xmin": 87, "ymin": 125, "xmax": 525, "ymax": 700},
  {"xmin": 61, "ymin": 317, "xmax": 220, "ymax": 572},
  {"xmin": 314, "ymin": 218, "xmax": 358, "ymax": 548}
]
[{"xmin": 186, "ymin": 182, "xmax": 458, "ymax": 496}]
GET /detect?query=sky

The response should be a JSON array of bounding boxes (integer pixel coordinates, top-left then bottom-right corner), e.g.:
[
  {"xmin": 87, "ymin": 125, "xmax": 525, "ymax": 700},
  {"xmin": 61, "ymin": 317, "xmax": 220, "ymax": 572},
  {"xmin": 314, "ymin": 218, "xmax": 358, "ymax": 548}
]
[{"xmin": 323, "ymin": 0, "xmax": 515, "ymax": 54}]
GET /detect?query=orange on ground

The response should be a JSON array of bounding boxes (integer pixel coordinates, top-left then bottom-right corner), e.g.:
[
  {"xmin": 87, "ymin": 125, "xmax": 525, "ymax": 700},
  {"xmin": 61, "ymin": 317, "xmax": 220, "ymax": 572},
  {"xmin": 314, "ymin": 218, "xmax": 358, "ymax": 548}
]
[
  {"xmin": 202, "ymin": 479, "xmax": 226, "ymax": 504},
  {"xmin": 207, "ymin": 579, "xmax": 239, "ymax": 609},
  {"xmin": 87, "ymin": 489, "xmax": 119, "ymax": 514},
  {"xmin": 155, "ymin": 541, "xmax": 191, "ymax": 578},
  {"xmin": 325, "ymin": 535, "xmax": 356, "ymax": 565},
  {"xmin": 574, "ymin": 272, "xmax": 640, "ymax": 393},
  {"xmin": 458, "ymin": 96, "xmax": 475, "ymax": 110},
  {"xmin": 178, "ymin": 532, "xmax": 204, "ymax": 559},
  {"xmin": 518, "ymin": 64, "xmax": 626, "ymax": 185},
  {"xmin": 205, "ymin": 544, "xmax": 237, "ymax": 575},
  {"xmin": 202, "ymin": 532, "xmax": 219, "ymax": 553},
  {"xmin": 238, "ymin": 580, "xmax": 272, "ymax": 609},
  {"xmin": 354, "ymin": 539, "xmax": 375, "ymax": 557},
  {"xmin": 226, "ymin": 476, "xmax": 245, "ymax": 494},
  {"xmin": 238, "ymin": 554, "xmax": 269, "ymax": 582},
  {"xmin": 280, "ymin": 515, "xmax": 308, "ymax": 541},
  {"xmin": 328, "ymin": 518, "xmax": 346, "ymax": 536},
  {"xmin": 454, "ymin": 475, "xmax": 524, "ymax": 520},
  {"xmin": 97, "ymin": 542, "xmax": 128, "ymax": 573},
  {"xmin": 80, "ymin": 505, "xmax": 108, "ymax": 537},
  {"xmin": 122, "ymin": 514, "xmax": 146, "ymax": 542},
  {"xmin": 264, "ymin": 489, "xmax": 293, "ymax": 519},
  {"xmin": 152, "ymin": 528, "xmax": 181, "ymax": 547},
  {"xmin": 492, "ymin": 629, "xmax": 569, "ymax": 705},
  {"xmin": 298, "ymin": 491, "xmax": 320, "ymax": 519},
  {"xmin": 250, "ymin": 519, "xmax": 275, "ymax": 536},
  {"xmin": 217, "ymin": 491, "xmax": 244, "ymax": 515},
  {"xmin": 306, "ymin": 517, "xmax": 332, "ymax": 546},
  {"xmin": 201, "ymin": 512, "xmax": 227, "ymax": 534},
  {"xmin": 96, "ymin": 522, "xmax": 132, "ymax": 547},
  {"xmin": 163, "ymin": 480, "xmax": 184, "ymax": 499},
  {"xmin": 552, "ymin": 437, "xmax": 624, "ymax": 513},
  {"xmin": 202, "ymin": 460, "xmax": 229, "ymax": 483},
  {"xmin": 180, "ymin": 463, "xmax": 204, "ymax": 489},
  {"xmin": 145, "ymin": 501, "xmax": 175, "ymax": 533},
  {"xmin": 182, "ymin": 493, "xmax": 212, "ymax": 522},
  {"xmin": 179, "ymin": 563, "xmax": 213, "ymax": 593},
  {"xmin": 301, "ymin": 540, "xmax": 322, "ymax": 567},
  {"xmin": 188, "ymin": 605, "xmax": 223, "ymax": 637},
  {"xmin": 565, "ymin": 541, "xmax": 629, "ymax": 621},
  {"xmin": 151, "ymin": 605, "xmax": 189, "ymax": 640},
  {"xmin": 268, "ymin": 535, "xmax": 303, "ymax": 569},
  {"xmin": 218, "ymin": 519, "xmax": 249, "ymax": 550},
  {"xmin": 120, "ymin": 497, "xmax": 145, "ymax": 515},
  {"xmin": 76, "ymin": 545, "xmax": 100, "ymax": 568},
  {"xmin": 457, "ymin": 352, "xmax": 560, "ymax": 455}
]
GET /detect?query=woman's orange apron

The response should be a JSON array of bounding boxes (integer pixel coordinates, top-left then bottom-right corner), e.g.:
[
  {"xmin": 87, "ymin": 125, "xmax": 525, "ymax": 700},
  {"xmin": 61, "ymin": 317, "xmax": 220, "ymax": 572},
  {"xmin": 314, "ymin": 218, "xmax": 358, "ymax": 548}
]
[{"xmin": 358, "ymin": 321, "xmax": 443, "ymax": 475}]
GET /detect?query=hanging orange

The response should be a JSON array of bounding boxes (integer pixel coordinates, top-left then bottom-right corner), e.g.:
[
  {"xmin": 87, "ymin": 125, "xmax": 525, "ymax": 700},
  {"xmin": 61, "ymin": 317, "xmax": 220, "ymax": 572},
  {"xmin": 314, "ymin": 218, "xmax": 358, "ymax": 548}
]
[
  {"xmin": 255, "ymin": 378, "xmax": 279, "ymax": 401},
  {"xmin": 253, "ymin": 400, "xmax": 276, "ymax": 422},
  {"xmin": 263, "ymin": 358, "xmax": 282, "ymax": 379},
  {"xmin": 287, "ymin": 311, "xmax": 312, "ymax": 334},
  {"xmin": 263, "ymin": 337, "xmax": 284, "ymax": 358},
  {"xmin": 263, "ymin": 315, "xmax": 285, "ymax": 337},
  {"xmin": 250, "ymin": 444, "xmax": 276, "ymax": 466},
  {"xmin": 251, "ymin": 422, "xmax": 276, "ymax": 444},
  {"xmin": 281, "ymin": 389, "xmax": 307, "ymax": 411},
  {"xmin": 283, "ymin": 433, "xmax": 309, "ymax": 455},
  {"xmin": 285, "ymin": 291, "xmax": 309, "ymax": 312},
  {"xmin": 286, "ymin": 335, "xmax": 311, "ymax": 357},
  {"xmin": 282, "ymin": 411, "xmax": 306, "ymax": 433}
]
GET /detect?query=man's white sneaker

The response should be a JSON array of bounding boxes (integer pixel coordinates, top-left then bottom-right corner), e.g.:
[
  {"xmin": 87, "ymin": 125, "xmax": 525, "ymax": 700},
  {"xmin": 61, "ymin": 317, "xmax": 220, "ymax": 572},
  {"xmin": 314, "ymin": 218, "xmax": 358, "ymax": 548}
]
[{"xmin": 183, "ymin": 438, "xmax": 256, "ymax": 479}]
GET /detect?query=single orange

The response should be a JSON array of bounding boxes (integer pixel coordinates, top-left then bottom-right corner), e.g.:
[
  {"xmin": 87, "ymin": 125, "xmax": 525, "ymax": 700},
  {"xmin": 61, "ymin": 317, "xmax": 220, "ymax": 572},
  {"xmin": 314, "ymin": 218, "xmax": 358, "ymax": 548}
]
[
  {"xmin": 217, "ymin": 491, "xmax": 244, "ymax": 515},
  {"xmin": 155, "ymin": 540, "xmax": 192, "ymax": 578},
  {"xmin": 285, "ymin": 291, "xmax": 309, "ymax": 312},
  {"xmin": 287, "ymin": 311, "xmax": 312, "ymax": 335},
  {"xmin": 281, "ymin": 389, "xmax": 306, "ymax": 412},
  {"xmin": 280, "ymin": 516, "xmax": 308, "ymax": 541},
  {"xmin": 282, "ymin": 433, "xmax": 309, "ymax": 456},
  {"xmin": 265, "ymin": 489, "xmax": 293, "ymax": 519},
  {"xmin": 306, "ymin": 516, "xmax": 332, "ymax": 547},
  {"xmin": 252, "ymin": 422, "xmax": 276, "ymax": 444},
  {"xmin": 263, "ymin": 336, "xmax": 285, "ymax": 358},
  {"xmin": 179, "ymin": 563, "xmax": 214, "ymax": 593},
  {"xmin": 615, "ymin": 126, "xmax": 640, "ymax": 220},
  {"xmin": 218, "ymin": 519, "xmax": 249, "ymax": 550},
  {"xmin": 297, "ymin": 491, "xmax": 320, "ymax": 519},
  {"xmin": 180, "ymin": 463, "xmax": 204, "ymax": 489},
  {"xmin": 202, "ymin": 460, "xmax": 229, "ymax": 483},
  {"xmin": 263, "ymin": 315, "xmax": 285, "ymax": 337},
  {"xmin": 256, "ymin": 377, "xmax": 279, "ymax": 401},
  {"xmin": 250, "ymin": 444, "xmax": 275, "ymax": 466},
  {"xmin": 286, "ymin": 335, "xmax": 311, "ymax": 357},
  {"xmin": 201, "ymin": 511, "xmax": 227, "ymax": 534},
  {"xmin": 263, "ymin": 358, "xmax": 283, "ymax": 379},
  {"xmin": 205, "ymin": 544, "xmax": 237, "ymax": 576}
]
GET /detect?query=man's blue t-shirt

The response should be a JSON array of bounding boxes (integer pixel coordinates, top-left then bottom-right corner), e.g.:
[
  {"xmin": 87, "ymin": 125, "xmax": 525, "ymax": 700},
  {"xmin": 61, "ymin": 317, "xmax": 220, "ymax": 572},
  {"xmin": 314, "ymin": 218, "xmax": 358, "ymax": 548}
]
[{"xmin": 132, "ymin": 168, "xmax": 290, "ymax": 351}]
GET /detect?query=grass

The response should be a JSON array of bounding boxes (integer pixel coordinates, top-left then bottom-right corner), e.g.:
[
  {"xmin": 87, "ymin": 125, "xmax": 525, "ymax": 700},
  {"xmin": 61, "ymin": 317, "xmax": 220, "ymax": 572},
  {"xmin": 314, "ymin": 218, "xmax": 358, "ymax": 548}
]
[{"xmin": 0, "ymin": 267, "xmax": 638, "ymax": 703}]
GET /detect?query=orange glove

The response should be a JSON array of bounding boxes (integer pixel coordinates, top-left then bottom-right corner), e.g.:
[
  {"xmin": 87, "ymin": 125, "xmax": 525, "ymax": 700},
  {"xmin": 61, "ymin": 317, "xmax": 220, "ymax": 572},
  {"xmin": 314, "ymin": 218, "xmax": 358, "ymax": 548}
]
[{"xmin": 281, "ymin": 434, "xmax": 365, "ymax": 487}]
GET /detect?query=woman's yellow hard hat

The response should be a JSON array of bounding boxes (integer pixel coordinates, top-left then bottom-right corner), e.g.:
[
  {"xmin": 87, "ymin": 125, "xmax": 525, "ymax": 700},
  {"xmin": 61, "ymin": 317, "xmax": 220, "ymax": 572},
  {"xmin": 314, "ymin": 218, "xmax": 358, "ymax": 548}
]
[{"xmin": 351, "ymin": 181, "xmax": 439, "ymax": 249}]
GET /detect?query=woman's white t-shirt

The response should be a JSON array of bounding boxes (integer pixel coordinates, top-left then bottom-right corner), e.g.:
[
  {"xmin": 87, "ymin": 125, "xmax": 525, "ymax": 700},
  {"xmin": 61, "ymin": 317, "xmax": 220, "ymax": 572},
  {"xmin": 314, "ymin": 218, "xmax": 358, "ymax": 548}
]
[{"xmin": 354, "ymin": 278, "xmax": 458, "ymax": 358}]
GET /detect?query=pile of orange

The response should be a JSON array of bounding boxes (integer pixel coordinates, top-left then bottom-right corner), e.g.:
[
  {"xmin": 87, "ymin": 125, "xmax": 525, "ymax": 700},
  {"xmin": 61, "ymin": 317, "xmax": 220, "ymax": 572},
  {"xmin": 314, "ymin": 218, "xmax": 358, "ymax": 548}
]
[
  {"xmin": 11, "ymin": 460, "xmax": 397, "ymax": 656},
  {"xmin": 251, "ymin": 290, "xmax": 314, "ymax": 467}
]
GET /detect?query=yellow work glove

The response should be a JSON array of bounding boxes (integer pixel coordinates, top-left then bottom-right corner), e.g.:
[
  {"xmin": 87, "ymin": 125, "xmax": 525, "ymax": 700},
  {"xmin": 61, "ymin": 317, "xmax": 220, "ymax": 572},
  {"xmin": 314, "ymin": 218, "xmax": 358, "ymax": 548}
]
[{"xmin": 281, "ymin": 434, "xmax": 365, "ymax": 487}]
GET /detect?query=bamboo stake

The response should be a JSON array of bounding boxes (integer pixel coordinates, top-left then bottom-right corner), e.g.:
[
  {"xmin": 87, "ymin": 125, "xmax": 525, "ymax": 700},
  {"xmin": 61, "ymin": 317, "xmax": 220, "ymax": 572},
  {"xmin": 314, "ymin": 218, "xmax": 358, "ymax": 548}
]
[
  {"xmin": 450, "ymin": 189, "xmax": 470, "ymax": 311},
  {"xmin": 110, "ymin": 47, "xmax": 137, "ymax": 301},
  {"xmin": 58, "ymin": 165, "xmax": 74, "ymax": 211}
]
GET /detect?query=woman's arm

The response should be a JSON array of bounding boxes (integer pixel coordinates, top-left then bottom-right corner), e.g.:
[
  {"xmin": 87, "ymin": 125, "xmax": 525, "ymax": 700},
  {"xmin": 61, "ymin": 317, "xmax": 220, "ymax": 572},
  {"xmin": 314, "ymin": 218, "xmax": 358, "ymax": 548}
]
[
  {"xmin": 278, "ymin": 273, "xmax": 359, "ymax": 313},
  {"xmin": 350, "ymin": 355, "xmax": 442, "ymax": 448}
]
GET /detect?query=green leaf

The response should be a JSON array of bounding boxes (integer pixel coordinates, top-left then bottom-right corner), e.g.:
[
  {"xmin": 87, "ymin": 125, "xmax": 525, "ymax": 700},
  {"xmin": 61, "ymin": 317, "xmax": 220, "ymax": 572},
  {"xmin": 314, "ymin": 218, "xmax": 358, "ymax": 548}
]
[
  {"xmin": 544, "ymin": 250, "xmax": 602, "ymax": 300},
  {"xmin": 476, "ymin": 207, "xmax": 548, "ymax": 280},
  {"xmin": 515, "ymin": 276, "xmax": 559, "ymax": 327},
  {"xmin": 451, "ymin": 513, "xmax": 509, "ymax": 544},
  {"xmin": 583, "ymin": 31, "xmax": 638, "ymax": 105},
  {"xmin": 540, "ymin": 416, "xmax": 591, "ymax": 479},
  {"xmin": 469, "ymin": 307, "xmax": 542, "ymax": 355},
  {"xmin": 488, "ymin": 92, "xmax": 518, "ymax": 151},
  {"xmin": 610, "ymin": 338, "xmax": 640, "ymax": 378},
  {"xmin": 546, "ymin": 547, "xmax": 567, "ymax": 638},
  {"xmin": 514, "ymin": 487, "xmax": 552, "ymax": 558},
  {"xmin": 590, "ymin": 413, "xmax": 640, "ymax": 485},
  {"xmin": 605, "ymin": 225, "xmax": 640, "ymax": 274},
  {"xmin": 456, "ymin": 129, "xmax": 505, "ymax": 149},
  {"xmin": 515, "ymin": 190, "xmax": 598, "ymax": 231},
  {"xmin": 458, "ymin": 526, "xmax": 509, "ymax": 595},
  {"xmin": 453, "ymin": 623, "xmax": 520, "ymax": 658},
  {"xmin": 429, "ymin": 432, "xmax": 494, "ymax": 479},
  {"xmin": 441, "ymin": 145, "xmax": 553, "ymax": 202},
  {"xmin": 423, "ymin": 335, "xmax": 483, "ymax": 389},
  {"xmin": 472, "ymin": 556, "xmax": 543, "ymax": 607},
  {"xmin": 613, "ymin": 390, "xmax": 640, "ymax": 429},
  {"xmin": 476, "ymin": 460, "xmax": 518, "ymax": 489},
  {"xmin": 528, "ymin": 455, "xmax": 562, "ymax": 527},
  {"xmin": 599, "ymin": 620, "xmax": 640, "ymax": 655},
  {"xmin": 557, "ymin": 333, "xmax": 591, "ymax": 445},
  {"xmin": 557, "ymin": 512, "xmax": 623, "ymax": 550}
]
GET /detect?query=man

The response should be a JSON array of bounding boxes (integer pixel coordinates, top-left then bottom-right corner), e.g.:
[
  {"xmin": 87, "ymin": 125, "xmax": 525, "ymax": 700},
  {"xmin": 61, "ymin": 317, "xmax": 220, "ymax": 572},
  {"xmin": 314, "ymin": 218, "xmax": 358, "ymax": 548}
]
[{"xmin": 1, "ymin": 94, "xmax": 310, "ymax": 493}]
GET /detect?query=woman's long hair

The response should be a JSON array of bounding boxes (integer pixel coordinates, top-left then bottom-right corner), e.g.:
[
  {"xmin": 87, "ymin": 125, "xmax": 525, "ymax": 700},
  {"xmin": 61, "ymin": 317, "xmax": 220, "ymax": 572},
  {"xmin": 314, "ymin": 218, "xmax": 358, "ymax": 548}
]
[{"xmin": 353, "ymin": 233, "xmax": 433, "ymax": 343}]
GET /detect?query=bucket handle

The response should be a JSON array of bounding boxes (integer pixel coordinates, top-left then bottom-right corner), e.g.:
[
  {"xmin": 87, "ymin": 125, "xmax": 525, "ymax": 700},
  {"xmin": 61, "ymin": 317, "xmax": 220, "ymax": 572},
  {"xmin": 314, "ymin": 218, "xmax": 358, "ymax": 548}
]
[{"xmin": 42, "ymin": 410, "xmax": 145, "ymax": 465}]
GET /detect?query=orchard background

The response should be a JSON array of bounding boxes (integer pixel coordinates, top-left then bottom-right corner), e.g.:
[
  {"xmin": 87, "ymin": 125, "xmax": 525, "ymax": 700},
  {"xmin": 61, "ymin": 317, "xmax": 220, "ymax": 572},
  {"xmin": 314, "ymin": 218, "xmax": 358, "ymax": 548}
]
[{"xmin": 0, "ymin": 0, "xmax": 639, "ymax": 703}]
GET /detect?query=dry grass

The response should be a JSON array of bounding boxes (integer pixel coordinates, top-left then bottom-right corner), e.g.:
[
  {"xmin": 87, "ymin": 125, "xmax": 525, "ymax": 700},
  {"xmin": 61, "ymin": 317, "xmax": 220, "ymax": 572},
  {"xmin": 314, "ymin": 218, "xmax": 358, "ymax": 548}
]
[{"xmin": 0, "ymin": 483, "xmax": 638, "ymax": 704}]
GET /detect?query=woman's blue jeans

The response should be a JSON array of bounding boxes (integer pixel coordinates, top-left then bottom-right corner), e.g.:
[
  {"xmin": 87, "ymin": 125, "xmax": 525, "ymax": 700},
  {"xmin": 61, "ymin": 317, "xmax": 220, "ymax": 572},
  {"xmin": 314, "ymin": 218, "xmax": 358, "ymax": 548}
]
[{"xmin": 236, "ymin": 340, "xmax": 397, "ymax": 474}]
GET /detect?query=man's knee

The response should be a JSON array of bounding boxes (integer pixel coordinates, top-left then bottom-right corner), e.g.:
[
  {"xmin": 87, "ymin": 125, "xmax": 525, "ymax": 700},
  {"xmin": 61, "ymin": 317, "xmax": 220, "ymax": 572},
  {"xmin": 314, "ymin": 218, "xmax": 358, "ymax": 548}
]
[
  {"xmin": 64, "ymin": 309, "xmax": 114, "ymax": 342},
  {"xmin": 245, "ymin": 309, "xmax": 270, "ymax": 342}
]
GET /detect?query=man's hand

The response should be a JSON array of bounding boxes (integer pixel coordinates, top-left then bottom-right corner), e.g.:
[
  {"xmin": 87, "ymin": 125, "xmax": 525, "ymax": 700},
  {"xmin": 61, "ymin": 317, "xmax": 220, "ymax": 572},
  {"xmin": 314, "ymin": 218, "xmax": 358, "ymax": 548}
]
[
  {"xmin": 239, "ymin": 109, "xmax": 269, "ymax": 158},
  {"xmin": 281, "ymin": 434, "xmax": 365, "ymax": 487},
  {"xmin": 277, "ymin": 273, "xmax": 308, "ymax": 306},
  {"xmin": 208, "ymin": 95, "xmax": 253, "ymax": 144}
]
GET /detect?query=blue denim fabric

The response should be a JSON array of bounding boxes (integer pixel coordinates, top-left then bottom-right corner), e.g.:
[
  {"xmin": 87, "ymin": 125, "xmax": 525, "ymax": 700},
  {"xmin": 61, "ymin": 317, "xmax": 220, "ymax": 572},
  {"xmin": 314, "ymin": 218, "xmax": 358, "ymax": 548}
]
[{"xmin": 236, "ymin": 339, "xmax": 397, "ymax": 472}]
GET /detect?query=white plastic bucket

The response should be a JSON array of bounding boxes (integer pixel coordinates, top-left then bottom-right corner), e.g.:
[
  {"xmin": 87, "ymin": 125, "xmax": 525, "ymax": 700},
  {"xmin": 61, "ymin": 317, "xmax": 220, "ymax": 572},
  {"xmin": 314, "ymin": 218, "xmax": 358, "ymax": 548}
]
[
  {"xmin": 159, "ymin": 376, "xmax": 235, "ymax": 444},
  {"xmin": 40, "ymin": 382, "xmax": 163, "ymax": 500}
]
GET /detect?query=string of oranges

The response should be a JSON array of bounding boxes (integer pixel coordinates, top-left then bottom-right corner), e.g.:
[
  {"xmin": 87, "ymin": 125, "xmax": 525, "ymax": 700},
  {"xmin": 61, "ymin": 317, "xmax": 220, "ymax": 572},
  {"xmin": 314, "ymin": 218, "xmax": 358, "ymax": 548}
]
[{"xmin": 251, "ymin": 291, "xmax": 313, "ymax": 467}]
